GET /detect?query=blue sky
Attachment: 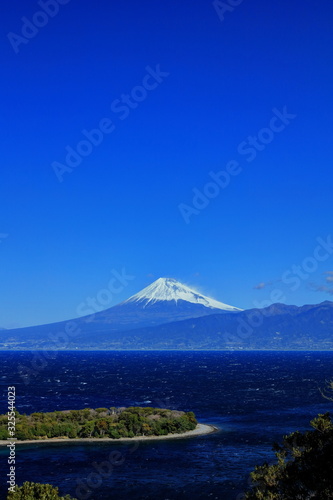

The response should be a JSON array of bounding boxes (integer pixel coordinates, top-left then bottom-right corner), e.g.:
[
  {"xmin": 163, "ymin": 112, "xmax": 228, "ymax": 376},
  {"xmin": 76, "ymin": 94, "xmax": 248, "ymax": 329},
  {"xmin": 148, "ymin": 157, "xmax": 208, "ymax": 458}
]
[{"xmin": 1, "ymin": 0, "xmax": 333, "ymax": 328}]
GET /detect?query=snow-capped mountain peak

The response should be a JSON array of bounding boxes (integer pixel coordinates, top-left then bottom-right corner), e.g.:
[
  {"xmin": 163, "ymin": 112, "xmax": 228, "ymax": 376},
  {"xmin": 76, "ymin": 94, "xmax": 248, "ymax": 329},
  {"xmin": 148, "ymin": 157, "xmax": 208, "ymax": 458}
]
[{"xmin": 124, "ymin": 277, "xmax": 242, "ymax": 311}]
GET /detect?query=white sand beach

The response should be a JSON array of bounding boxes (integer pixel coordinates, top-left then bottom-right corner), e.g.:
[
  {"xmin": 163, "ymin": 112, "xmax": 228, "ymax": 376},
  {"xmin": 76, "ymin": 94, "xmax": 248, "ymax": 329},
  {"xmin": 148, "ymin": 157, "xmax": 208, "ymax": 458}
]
[{"xmin": 0, "ymin": 423, "xmax": 218, "ymax": 446}]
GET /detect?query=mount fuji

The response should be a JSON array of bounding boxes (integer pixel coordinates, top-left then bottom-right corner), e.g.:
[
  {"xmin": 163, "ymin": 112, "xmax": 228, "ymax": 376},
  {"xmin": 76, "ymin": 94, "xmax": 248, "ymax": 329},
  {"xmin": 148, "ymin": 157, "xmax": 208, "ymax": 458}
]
[
  {"xmin": 122, "ymin": 277, "xmax": 241, "ymax": 311},
  {"xmin": 0, "ymin": 278, "xmax": 242, "ymax": 349}
]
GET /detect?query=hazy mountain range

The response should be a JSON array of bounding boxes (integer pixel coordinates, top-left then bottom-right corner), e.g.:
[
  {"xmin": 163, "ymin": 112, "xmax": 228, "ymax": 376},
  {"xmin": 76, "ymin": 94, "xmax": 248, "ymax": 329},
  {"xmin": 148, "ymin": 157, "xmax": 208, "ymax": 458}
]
[{"xmin": 1, "ymin": 278, "xmax": 332, "ymax": 350}]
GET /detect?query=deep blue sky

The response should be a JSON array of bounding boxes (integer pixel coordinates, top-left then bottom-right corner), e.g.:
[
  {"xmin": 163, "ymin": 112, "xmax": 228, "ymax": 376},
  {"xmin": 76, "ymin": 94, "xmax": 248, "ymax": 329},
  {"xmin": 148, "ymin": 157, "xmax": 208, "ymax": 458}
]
[{"xmin": 1, "ymin": 0, "xmax": 333, "ymax": 328}]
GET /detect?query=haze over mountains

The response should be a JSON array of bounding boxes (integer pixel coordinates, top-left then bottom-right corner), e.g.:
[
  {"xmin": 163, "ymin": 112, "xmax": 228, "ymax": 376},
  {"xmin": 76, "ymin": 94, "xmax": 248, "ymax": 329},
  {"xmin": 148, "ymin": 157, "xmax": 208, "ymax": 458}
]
[{"xmin": 1, "ymin": 278, "xmax": 332, "ymax": 350}]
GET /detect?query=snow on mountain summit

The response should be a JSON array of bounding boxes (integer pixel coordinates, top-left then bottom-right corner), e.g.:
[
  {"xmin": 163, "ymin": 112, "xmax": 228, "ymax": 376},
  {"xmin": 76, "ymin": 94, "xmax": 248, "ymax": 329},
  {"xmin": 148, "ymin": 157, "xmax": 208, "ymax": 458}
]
[{"xmin": 124, "ymin": 277, "xmax": 242, "ymax": 311}]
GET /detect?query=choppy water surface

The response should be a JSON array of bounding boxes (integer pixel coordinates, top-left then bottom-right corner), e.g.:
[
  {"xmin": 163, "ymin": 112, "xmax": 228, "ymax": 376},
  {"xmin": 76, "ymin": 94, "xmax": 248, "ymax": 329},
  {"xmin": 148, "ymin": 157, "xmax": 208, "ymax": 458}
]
[{"xmin": 0, "ymin": 351, "xmax": 332, "ymax": 499}]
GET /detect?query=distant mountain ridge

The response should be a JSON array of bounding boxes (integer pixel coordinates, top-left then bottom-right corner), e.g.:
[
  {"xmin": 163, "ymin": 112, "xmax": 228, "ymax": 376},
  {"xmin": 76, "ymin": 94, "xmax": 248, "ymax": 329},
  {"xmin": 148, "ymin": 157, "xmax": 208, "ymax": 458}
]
[
  {"xmin": 109, "ymin": 300, "xmax": 333, "ymax": 351},
  {"xmin": 0, "ymin": 278, "xmax": 332, "ymax": 351}
]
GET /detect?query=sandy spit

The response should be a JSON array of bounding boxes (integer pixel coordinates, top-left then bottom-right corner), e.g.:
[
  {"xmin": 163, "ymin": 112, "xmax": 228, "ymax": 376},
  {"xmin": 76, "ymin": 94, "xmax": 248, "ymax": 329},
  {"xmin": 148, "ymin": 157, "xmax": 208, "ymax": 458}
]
[{"xmin": 0, "ymin": 424, "xmax": 218, "ymax": 446}]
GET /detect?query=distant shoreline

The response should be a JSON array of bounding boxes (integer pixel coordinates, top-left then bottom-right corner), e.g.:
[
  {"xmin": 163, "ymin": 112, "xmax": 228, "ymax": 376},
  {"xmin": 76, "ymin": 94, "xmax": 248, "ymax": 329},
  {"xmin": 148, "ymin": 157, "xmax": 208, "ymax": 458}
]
[
  {"xmin": 1, "ymin": 348, "xmax": 333, "ymax": 351},
  {"xmin": 0, "ymin": 424, "xmax": 218, "ymax": 446}
]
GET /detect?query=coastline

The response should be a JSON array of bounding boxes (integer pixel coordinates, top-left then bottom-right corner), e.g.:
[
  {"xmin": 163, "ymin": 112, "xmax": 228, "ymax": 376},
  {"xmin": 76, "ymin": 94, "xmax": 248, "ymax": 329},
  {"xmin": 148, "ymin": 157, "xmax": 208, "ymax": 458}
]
[{"xmin": 0, "ymin": 423, "xmax": 218, "ymax": 446}]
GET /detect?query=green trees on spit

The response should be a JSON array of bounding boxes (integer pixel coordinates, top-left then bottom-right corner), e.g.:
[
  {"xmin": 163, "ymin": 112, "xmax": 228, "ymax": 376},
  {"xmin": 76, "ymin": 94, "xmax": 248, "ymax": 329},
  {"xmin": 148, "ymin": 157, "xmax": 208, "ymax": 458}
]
[{"xmin": 0, "ymin": 406, "xmax": 197, "ymax": 441}]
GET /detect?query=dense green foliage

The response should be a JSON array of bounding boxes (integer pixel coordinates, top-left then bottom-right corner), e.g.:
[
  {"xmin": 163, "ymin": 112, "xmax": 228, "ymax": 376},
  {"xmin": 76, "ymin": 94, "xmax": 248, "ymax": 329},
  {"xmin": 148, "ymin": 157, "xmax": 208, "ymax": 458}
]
[
  {"xmin": 245, "ymin": 412, "xmax": 333, "ymax": 499},
  {"xmin": 7, "ymin": 481, "xmax": 76, "ymax": 499},
  {"xmin": 0, "ymin": 406, "xmax": 197, "ymax": 440}
]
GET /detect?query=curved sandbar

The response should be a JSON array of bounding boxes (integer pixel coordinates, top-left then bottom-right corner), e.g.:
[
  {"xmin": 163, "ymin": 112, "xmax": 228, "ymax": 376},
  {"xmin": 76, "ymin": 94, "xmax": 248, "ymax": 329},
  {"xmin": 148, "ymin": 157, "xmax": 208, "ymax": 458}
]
[{"xmin": 0, "ymin": 424, "xmax": 217, "ymax": 446}]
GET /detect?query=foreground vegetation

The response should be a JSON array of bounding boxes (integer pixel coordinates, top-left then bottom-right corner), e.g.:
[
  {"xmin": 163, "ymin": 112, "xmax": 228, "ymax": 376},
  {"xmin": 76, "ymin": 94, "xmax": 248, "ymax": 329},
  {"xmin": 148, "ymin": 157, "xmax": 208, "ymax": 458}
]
[
  {"xmin": 0, "ymin": 406, "xmax": 197, "ymax": 441},
  {"xmin": 7, "ymin": 482, "xmax": 76, "ymax": 499},
  {"xmin": 246, "ymin": 412, "xmax": 333, "ymax": 499}
]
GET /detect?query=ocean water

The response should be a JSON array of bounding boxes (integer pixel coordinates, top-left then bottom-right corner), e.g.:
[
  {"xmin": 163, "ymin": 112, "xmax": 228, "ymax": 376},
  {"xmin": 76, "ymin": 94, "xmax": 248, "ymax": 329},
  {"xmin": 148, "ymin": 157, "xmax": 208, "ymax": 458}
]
[{"xmin": 0, "ymin": 351, "xmax": 332, "ymax": 500}]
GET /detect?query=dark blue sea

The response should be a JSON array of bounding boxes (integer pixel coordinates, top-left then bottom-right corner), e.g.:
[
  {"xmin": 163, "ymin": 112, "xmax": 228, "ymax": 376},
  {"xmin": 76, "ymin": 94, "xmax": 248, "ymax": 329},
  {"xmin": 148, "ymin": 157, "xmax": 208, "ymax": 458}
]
[{"xmin": 0, "ymin": 351, "xmax": 332, "ymax": 500}]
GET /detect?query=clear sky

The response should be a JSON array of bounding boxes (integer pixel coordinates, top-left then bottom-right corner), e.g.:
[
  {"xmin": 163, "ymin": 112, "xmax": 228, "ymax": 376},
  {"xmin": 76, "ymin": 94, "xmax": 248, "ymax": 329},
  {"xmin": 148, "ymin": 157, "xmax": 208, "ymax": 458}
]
[{"xmin": 1, "ymin": 0, "xmax": 333, "ymax": 328}]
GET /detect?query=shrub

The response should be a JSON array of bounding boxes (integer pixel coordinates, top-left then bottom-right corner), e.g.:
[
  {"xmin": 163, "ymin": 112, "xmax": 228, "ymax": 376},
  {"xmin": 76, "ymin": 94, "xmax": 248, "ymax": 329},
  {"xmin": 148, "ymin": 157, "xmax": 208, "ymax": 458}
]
[
  {"xmin": 7, "ymin": 481, "xmax": 76, "ymax": 499},
  {"xmin": 245, "ymin": 413, "xmax": 333, "ymax": 499}
]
